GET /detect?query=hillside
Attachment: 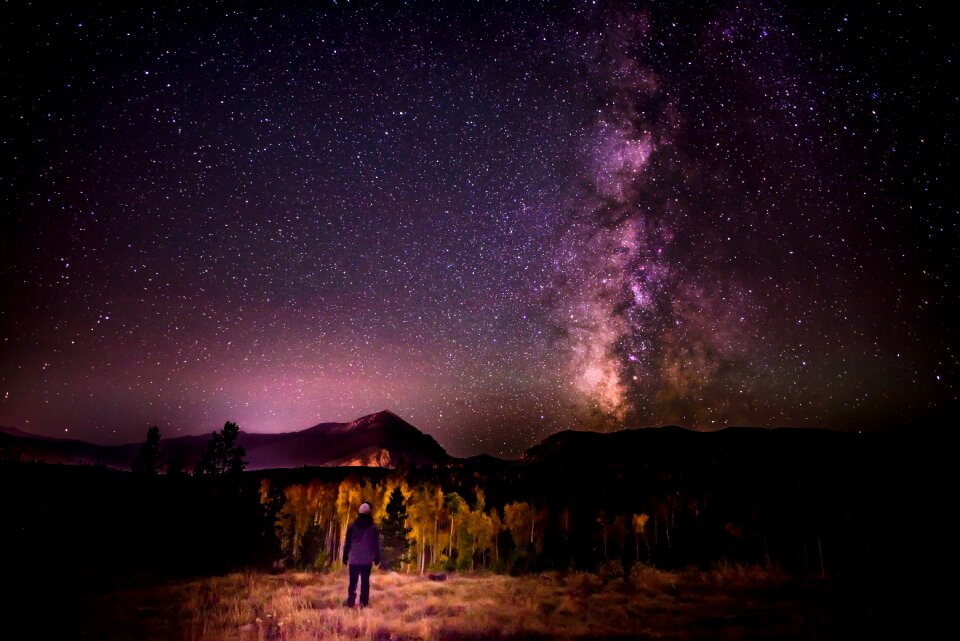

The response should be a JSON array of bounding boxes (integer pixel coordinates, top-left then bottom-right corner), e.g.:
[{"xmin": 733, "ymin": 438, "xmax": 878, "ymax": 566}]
[{"xmin": 0, "ymin": 410, "xmax": 449, "ymax": 470}]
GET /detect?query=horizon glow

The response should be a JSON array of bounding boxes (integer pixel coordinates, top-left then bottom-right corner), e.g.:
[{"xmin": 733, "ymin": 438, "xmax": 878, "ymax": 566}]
[{"xmin": 1, "ymin": 2, "xmax": 954, "ymax": 457}]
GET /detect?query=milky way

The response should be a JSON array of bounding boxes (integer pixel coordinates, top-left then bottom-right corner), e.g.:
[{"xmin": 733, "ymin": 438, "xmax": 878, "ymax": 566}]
[{"xmin": 1, "ymin": 2, "xmax": 955, "ymax": 456}]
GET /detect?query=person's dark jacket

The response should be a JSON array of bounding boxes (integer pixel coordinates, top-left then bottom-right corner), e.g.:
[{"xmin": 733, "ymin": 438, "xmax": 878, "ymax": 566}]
[{"xmin": 343, "ymin": 513, "xmax": 381, "ymax": 566}]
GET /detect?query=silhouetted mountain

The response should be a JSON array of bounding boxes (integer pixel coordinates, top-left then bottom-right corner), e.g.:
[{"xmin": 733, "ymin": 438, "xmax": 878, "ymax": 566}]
[
  {"xmin": 0, "ymin": 411, "xmax": 450, "ymax": 471},
  {"xmin": 240, "ymin": 410, "xmax": 450, "ymax": 469},
  {"xmin": 3, "ymin": 417, "xmax": 898, "ymax": 474},
  {"xmin": 0, "ymin": 426, "xmax": 46, "ymax": 439},
  {"xmin": 522, "ymin": 424, "xmax": 876, "ymax": 467},
  {"xmin": 461, "ymin": 453, "xmax": 511, "ymax": 467},
  {"xmin": 0, "ymin": 425, "xmax": 140, "ymax": 468}
]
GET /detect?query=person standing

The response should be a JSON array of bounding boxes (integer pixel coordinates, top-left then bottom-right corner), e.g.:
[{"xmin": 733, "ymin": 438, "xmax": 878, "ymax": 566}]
[{"xmin": 343, "ymin": 502, "xmax": 381, "ymax": 607}]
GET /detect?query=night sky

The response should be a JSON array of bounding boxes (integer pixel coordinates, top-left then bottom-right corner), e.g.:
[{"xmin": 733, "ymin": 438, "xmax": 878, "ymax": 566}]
[{"xmin": 1, "ymin": 1, "xmax": 955, "ymax": 457}]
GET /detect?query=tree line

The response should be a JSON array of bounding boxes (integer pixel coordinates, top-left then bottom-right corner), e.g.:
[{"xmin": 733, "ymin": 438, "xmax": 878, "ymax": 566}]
[
  {"xmin": 2, "ymin": 422, "xmax": 903, "ymax": 584},
  {"xmin": 131, "ymin": 422, "xmax": 246, "ymax": 477},
  {"xmin": 265, "ymin": 443, "xmax": 896, "ymax": 579}
]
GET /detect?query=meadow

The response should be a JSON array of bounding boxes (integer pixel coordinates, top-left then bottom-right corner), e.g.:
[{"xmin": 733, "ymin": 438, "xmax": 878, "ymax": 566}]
[{"xmin": 72, "ymin": 566, "xmax": 869, "ymax": 641}]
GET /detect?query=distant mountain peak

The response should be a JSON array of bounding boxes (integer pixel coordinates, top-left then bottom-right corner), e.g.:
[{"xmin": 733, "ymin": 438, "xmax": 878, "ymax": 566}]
[
  {"xmin": 348, "ymin": 409, "xmax": 399, "ymax": 425},
  {"xmin": 1, "ymin": 411, "xmax": 449, "ymax": 471}
]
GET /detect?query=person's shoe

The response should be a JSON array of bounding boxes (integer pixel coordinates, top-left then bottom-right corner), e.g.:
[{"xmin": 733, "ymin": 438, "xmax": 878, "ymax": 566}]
[{"xmin": 342, "ymin": 599, "xmax": 355, "ymax": 608}]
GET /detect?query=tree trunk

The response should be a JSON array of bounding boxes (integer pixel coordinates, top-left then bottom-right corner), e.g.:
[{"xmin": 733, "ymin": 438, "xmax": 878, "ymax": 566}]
[
  {"xmin": 449, "ymin": 519, "xmax": 455, "ymax": 557},
  {"xmin": 817, "ymin": 530, "xmax": 825, "ymax": 578}
]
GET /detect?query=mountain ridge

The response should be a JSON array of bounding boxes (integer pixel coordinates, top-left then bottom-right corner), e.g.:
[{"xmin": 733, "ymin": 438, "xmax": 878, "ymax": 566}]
[
  {"xmin": 2, "ymin": 416, "xmax": 896, "ymax": 472},
  {"xmin": 0, "ymin": 410, "xmax": 449, "ymax": 471},
  {"xmin": 520, "ymin": 423, "xmax": 877, "ymax": 468}
]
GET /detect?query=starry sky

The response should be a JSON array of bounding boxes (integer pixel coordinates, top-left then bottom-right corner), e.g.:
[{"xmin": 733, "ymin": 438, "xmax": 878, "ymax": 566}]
[{"xmin": 1, "ymin": 1, "xmax": 955, "ymax": 457}]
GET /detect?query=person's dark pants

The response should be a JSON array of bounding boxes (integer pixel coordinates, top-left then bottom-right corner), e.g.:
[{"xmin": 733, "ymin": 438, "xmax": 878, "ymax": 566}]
[{"xmin": 347, "ymin": 564, "xmax": 373, "ymax": 606}]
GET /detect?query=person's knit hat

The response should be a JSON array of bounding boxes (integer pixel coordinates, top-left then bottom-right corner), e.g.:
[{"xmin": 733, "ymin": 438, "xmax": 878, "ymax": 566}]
[{"xmin": 359, "ymin": 502, "xmax": 371, "ymax": 514}]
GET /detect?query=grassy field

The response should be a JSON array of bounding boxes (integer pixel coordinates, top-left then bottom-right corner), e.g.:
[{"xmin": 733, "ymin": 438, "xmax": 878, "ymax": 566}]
[{"xmin": 71, "ymin": 566, "xmax": 871, "ymax": 640}]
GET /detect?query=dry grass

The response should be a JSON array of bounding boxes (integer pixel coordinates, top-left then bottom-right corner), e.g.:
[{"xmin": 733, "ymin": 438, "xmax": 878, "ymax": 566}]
[{"xmin": 71, "ymin": 566, "xmax": 864, "ymax": 640}]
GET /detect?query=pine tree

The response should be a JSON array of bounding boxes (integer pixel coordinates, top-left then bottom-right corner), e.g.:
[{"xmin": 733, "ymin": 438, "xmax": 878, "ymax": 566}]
[
  {"xmin": 222, "ymin": 421, "xmax": 247, "ymax": 474},
  {"xmin": 165, "ymin": 450, "xmax": 187, "ymax": 477},
  {"xmin": 379, "ymin": 486, "xmax": 412, "ymax": 570},
  {"xmin": 194, "ymin": 430, "xmax": 222, "ymax": 476},
  {"xmin": 194, "ymin": 421, "xmax": 247, "ymax": 476},
  {"xmin": 132, "ymin": 426, "xmax": 161, "ymax": 475}
]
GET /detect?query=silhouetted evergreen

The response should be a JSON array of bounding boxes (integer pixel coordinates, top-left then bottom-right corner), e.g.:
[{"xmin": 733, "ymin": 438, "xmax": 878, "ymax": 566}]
[
  {"xmin": 131, "ymin": 426, "xmax": 161, "ymax": 475},
  {"xmin": 194, "ymin": 421, "xmax": 247, "ymax": 476},
  {"xmin": 380, "ymin": 486, "xmax": 412, "ymax": 570},
  {"xmin": 165, "ymin": 450, "xmax": 187, "ymax": 477}
]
